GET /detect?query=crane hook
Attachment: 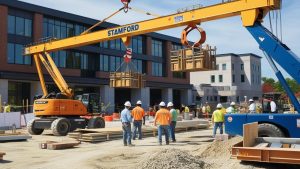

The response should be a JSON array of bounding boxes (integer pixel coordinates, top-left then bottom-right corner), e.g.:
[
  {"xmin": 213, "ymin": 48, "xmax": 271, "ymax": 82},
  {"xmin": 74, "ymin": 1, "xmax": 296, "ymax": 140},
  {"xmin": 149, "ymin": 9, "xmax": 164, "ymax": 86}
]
[
  {"xmin": 181, "ymin": 23, "xmax": 206, "ymax": 48},
  {"xmin": 121, "ymin": 0, "xmax": 131, "ymax": 13}
]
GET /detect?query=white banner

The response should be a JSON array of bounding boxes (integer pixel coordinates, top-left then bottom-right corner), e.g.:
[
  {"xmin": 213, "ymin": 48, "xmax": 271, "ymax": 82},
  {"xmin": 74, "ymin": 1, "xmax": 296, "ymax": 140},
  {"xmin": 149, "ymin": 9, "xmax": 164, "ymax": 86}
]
[{"xmin": 0, "ymin": 112, "xmax": 21, "ymax": 128}]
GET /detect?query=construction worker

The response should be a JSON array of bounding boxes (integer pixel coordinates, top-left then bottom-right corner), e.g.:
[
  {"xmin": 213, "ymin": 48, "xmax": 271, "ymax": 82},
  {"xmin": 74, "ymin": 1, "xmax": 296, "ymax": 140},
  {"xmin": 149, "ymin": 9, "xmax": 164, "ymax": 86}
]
[
  {"xmin": 212, "ymin": 103, "xmax": 225, "ymax": 137},
  {"xmin": 167, "ymin": 102, "xmax": 178, "ymax": 142},
  {"xmin": 248, "ymin": 99, "xmax": 256, "ymax": 113},
  {"xmin": 121, "ymin": 101, "xmax": 134, "ymax": 146},
  {"xmin": 226, "ymin": 102, "xmax": 237, "ymax": 114},
  {"xmin": 270, "ymin": 98, "xmax": 277, "ymax": 113},
  {"xmin": 3, "ymin": 102, "xmax": 11, "ymax": 113},
  {"xmin": 131, "ymin": 100, "xmax": 145, "ymax": 140},
  {"xmin": 154, "ymin": 102, "xmax": 171, "ymax": 145}
]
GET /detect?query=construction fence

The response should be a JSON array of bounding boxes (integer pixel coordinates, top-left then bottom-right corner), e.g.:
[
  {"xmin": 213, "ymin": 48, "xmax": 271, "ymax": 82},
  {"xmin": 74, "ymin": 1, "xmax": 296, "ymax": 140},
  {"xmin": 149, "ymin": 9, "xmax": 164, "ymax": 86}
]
[{"xmin": 0, "ymin": 112, "xmax": 34, "ymax": 130}]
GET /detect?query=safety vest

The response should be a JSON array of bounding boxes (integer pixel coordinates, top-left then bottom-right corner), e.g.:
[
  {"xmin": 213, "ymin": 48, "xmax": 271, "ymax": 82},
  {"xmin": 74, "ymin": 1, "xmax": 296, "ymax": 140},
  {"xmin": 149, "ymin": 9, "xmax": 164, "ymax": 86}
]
[{"xmin": 213, "ymin": 109, "xmax": 224, "ymax": 122}]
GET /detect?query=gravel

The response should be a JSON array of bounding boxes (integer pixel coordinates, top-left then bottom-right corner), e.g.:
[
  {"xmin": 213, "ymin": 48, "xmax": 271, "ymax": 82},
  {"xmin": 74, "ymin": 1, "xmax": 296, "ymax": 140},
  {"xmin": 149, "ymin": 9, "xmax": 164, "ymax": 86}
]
[{"xmin": 137, "ymin": 149, "xmax": 205, "ymax": 169}]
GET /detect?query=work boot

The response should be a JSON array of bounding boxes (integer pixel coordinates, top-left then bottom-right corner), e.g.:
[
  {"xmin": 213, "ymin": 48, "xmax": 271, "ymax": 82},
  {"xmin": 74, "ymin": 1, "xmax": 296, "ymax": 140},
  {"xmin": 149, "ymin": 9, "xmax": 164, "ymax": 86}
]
[
  {"xmin": 159, "ymin": 142, "xmax": 162, "ymax": 146},
  {"xmin": 166, "ymin": 142, "xmax": 170, "ymax": 145},
  {"xmin": 124, "ymin": 144, "xmax": 128, "ymax": 146},
  {"xmin": 172, "ymin": 140, "xmax": 176, "ymax": 143},
  {"xmin": 128, "ymin": 144, "xmax": 135, "ymax": 147}
]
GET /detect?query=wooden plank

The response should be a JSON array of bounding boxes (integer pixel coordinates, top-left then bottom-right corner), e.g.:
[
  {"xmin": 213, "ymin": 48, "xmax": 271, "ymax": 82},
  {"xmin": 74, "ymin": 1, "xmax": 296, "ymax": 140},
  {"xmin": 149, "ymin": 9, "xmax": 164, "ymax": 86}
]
[
  {"xmin": 47, "ymin": 141, "xmax": 80, "ymax": 150},
  {"xmin": 270, "ymin": 143, "xmax": 283, "ymax": 148},
  {"xmin": 0, "ymin": 135, "xmax": 32, "ymax": 142},
  {"xmin": 0, "ymin": 152, "xmax": 6, "ymax": 160},
  {"xmin": 256, "ymin": 137, "xmax": 300, "ymax": 144},
  {"xmin": 254, "ymin": 143, "xmax": 269, "ymax": 148},
  {"xmin": 243, "ymin": 122, "xmax": 258, "ymax": 147}
]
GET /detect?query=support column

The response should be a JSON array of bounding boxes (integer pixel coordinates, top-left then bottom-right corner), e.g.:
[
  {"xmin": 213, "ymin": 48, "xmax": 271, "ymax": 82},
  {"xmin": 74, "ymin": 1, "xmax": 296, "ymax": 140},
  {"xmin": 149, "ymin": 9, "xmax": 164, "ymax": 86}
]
[
  {"xmin": 162, "ymin": 88, "xmax": 173, "ymax": 103},
  {"xmin": 131, "ymin": 87, "xmax": 150, "ymax": 109},
  {"xmin": 100, "ymin": 85, "xmax": 115, "ymax": 113},
  {"xmin": 181, "ymin": 89, "xmax": 193, "ymax": 106},
  {"xmin": 0, "ymin": 79, "xmax": 8, "ymax": 104}
]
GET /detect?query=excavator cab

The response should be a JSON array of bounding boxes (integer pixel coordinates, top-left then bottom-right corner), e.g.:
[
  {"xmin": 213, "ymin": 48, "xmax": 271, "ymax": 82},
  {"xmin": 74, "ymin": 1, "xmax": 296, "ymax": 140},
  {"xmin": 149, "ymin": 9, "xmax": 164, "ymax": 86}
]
[{"xmin": 80, "ymin": 93, "xmax": 100, "ymax": 114}]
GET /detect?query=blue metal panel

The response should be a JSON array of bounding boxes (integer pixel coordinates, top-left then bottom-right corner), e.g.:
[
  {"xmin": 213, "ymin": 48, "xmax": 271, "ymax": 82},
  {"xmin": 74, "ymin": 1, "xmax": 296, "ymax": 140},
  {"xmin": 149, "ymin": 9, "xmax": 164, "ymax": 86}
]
[
  {"xmin": 225, "ymin": 114, "xmax": 300, "ymax": 138},
  {"xmin": 224, "ymin": 114, "xmax": 247, "ymax": 136}
]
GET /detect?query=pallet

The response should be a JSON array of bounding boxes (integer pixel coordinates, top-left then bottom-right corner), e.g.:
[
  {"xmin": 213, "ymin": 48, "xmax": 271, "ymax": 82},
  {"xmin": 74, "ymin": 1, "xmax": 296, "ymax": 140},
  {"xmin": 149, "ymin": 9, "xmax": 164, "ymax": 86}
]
[
  {"xmin": 0, "ymin": 152, "xmax": 5, "ymax": 160},
  {"xmin": 40, "ymin": 141, "xmax": 80, "ymax": 150},
  {"xmin": 232, "ymin": 122, "xmax": 300, "ymax": 165}
]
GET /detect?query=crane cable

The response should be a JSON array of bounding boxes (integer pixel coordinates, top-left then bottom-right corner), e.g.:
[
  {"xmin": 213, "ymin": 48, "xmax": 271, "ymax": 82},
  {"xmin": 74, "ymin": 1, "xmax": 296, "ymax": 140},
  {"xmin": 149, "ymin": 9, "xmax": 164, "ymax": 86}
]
[
  {"xmin": 128, "ymin": 7, "xmax": 161, "ymax": 18},
  {"xmin": 81, "ymin": 7, "xmax": 125, "ymax": 35}
]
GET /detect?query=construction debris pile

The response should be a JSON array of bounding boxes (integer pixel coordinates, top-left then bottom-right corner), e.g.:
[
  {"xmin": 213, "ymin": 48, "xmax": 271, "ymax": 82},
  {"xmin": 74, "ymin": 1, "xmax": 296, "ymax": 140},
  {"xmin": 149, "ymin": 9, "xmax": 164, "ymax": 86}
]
[{"xmin": 137, "ymin": 149, "xmax": 205, "ymax": 169}]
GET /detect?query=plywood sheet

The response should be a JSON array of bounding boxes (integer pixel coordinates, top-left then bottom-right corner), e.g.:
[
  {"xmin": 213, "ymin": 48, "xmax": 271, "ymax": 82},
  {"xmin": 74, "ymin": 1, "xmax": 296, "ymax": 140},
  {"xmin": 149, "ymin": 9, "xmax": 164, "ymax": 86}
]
[{"xmin": 243, "ymin": 122, "xmax": 258, "ymax": 147}]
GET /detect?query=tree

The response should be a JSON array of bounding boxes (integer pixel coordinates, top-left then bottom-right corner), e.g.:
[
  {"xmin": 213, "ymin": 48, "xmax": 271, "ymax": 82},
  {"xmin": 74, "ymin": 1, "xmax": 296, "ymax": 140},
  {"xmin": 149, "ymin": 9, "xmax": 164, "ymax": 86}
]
[{"xmin": 262, "ymin": 77, "xmax": 276, "ymax": 93}]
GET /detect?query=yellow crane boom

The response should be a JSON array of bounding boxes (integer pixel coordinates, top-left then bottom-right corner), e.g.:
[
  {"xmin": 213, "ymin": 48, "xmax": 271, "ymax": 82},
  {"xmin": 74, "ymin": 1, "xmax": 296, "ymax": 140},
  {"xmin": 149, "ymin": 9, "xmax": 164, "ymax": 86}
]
[{"xmin": 24, "ymin": 0, "xmax": 280, "ymax": 55}]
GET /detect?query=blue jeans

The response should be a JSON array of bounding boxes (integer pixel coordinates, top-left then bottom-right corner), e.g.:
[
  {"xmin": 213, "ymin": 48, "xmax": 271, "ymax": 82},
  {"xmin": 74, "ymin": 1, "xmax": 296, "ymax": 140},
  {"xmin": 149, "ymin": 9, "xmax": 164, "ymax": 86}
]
[
  {"xmin": 158, "ymin": 125, "xmax": 169, "ymax": 144},
  {"xmin": 213, "ymin": 122, "xmax": 224, "ymax": 137},
  {"xmin": 169, "ymin": 121, "xmax": 177, "ymax": 141},
  {"xmin": 132, "ymin": 120, "xmax": 142, "ymax": 139},
  {"xmin": 122, "ymin": 122, "xmax": 132, "ymax": 145}
]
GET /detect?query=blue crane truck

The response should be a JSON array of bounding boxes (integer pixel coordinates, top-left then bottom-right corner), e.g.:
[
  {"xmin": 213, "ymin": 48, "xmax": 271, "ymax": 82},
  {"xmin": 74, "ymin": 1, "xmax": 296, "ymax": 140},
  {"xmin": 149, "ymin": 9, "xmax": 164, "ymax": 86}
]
[{"xmin": 225, "ymin": 22, "xmax": 300, "ymax": 138}]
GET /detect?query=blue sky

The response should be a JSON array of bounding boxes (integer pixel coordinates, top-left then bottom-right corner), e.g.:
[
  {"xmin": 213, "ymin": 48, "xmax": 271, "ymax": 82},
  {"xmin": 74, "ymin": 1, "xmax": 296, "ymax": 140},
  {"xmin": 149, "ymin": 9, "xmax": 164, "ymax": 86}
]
[{"xmin": 20, "ymin": 0, "xmax": 300, "ymax": 79}]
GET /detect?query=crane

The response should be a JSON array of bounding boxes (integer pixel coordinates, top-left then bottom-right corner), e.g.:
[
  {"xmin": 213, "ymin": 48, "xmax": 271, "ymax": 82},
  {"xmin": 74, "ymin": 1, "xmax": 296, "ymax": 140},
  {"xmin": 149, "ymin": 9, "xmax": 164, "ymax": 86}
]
[{"xmin": 25, "ymin": 0, "xmax": 300, "ymax": 137}]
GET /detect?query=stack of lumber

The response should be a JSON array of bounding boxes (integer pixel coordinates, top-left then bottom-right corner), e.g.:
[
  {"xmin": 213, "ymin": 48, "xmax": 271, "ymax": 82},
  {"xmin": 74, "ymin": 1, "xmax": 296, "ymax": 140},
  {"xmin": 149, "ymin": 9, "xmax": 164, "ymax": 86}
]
[
  {"xmin": 68, "ymin": 119, "xmax": 209, "ymax": 143},
  {"xmin": 0, "ymin": 131, "xmax": 32, "ymax": 142},
  {"xmin": 40, "ymin": 141, "xmax": 80, "ymax": 150},
  {"xmin": 0, "ymin": 152, "xmax": 5, "ymax": 160},
  {"xmin": 68, "ymin": 127, "xmax": 156, "ymax": 143}
]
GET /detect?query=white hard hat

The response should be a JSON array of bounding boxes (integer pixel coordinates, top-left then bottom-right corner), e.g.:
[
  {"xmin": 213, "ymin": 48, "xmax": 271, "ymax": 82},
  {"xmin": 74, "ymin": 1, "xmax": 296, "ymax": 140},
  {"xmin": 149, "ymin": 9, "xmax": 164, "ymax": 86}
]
[
  {"xmin": 216, "ymin": 103, "xmax": 223, "ymax": 108},
  {"xmin": 249, "ymin": 99, "xmax": 254, "ymax": 102},
  {"xmin": 124, "ymin": 101, "xmax": 131, "ymax": 107},
  {"xmin": 159, "ymin": 102, "xmax": 166, "ymax": 107},
  {"xmin": 167, "ymin": 102, "xmax": 174, "ymax": 107},
  {"xmin": 230, "ymin": 102, "xmax": 236, "ymax": 106},
  {"xmin": 136, "ymin": 100, "xmax": 142, "ymax": 105}
]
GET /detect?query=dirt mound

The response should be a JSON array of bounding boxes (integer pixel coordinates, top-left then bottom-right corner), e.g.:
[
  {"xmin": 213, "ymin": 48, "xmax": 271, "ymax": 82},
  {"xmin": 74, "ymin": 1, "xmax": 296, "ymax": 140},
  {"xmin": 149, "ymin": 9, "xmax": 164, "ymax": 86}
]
[
  {"xmin": 137, "ymin": 149, "xmax": 205, "ymax": 169},
  {"xmin": 200, "ymin": 136, "xmax": 242, "ymax": 159}
]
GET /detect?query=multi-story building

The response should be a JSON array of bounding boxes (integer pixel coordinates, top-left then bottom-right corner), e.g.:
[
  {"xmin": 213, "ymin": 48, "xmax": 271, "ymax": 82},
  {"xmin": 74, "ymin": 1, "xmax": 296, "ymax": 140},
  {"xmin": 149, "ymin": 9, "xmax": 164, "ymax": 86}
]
[
  {"xmin": 191, "ymin": 53, "xmax": 262, "ymax": 105},
  {"xmin": 0, "ymin": 0, "xmax": 193, "ymax": 112}
]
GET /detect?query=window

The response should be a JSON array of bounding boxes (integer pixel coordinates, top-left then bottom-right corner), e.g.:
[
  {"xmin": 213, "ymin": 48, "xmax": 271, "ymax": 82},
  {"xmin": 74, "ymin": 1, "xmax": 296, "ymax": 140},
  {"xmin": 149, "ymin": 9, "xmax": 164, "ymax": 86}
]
[
  {"xmin": 8, "ymin": 82, "xmax": 30, "ymax": 111},
  {"xmin": 8, "ymin": 15, "xmax": 15, "ymax": 34},
  {"xmin": 222, "ymin": 64, "xmax": 226, "ymax": 70},
  {"xmin": 43, "ymin": 17, "xmax": 86, "ymax": 39},
  {"xmin": 172, "ymin": 43, "xmax": 183, "ymax": 50},
  {"xmin": 81, "ymin": 53, "xmax": 88, "ymax": 70},
  {"xmin": 216, "ymin": 64, "xmax": 219, "ymax": 70},
  {"xmin": 132, "ymin": 59, "xmax": 143, "ymax": 73},
  {"xmin": 211, "ymin": 75, "xmax": 215, "ymax": 83},
  {"xmin": 232, "ymin": 63, "xmax": 234, "ymax": 71},
  {"xmin": 8, "ymin": 15, "xmax": 32, "ymax": 37},
  {"xmin": 152, "ymin": 62, "xmax": 163, "ymax": 76},
  {"xmin": 152, "ymin": 39, "xmax": 163, "ymax": 57},
  {"xmin": 100, "ymin": 54, "xmax": 109, "ymax": 71},
  {"xmin": 232, "ymin": 74, "xmax": 235, "ymax": 83},
  {"xmin": 7, "ymin": 43, "xmax": 31, "ymax": 65},
  {"xmin": 16, "ymin": 17, "xmax": 25, "ymax": 36},
  {"xmin": 241, "ymin": 74, "xmax": 245, "ymax": 83},
  {"xmin": 241, "ymin": 64, "xmax": 244, "ymax": 71},
  {"xmin": 100, "ymin": 41, "xmax": 109, "ymax": 48},
  {"xmin": 219, "ymin": 75, "xmax": 223, "ymax": 83},
  {"xmin": 236, "ymin": 96, "xmax": 240, "ymax": 102},
  {"xmin": 109, "ymin": 56, "xmax": 122, "ymax": 72},
  {"xmin": 173, "ymin": 72, "xmax": 186, "ymax": 79}
]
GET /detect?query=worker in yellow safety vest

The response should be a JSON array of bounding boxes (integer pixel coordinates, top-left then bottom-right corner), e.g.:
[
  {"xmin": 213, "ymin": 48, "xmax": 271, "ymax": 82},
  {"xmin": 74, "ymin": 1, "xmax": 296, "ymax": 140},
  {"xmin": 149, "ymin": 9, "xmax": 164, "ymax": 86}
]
[
  {"xmin": 212, "ymin": 103, "xmax": 225, "ymax": 137},
  {"xmin": 4, "ymin": 102, "xmax": 11, "ymax": 113}
]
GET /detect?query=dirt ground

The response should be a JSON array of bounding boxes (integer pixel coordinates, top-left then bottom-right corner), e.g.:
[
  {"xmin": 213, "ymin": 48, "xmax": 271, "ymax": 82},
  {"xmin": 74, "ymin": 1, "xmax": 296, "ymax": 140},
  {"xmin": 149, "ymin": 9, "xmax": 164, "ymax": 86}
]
[{"xmin": 0, "ymin": 128, "xmax": 299, "ymax": 169}]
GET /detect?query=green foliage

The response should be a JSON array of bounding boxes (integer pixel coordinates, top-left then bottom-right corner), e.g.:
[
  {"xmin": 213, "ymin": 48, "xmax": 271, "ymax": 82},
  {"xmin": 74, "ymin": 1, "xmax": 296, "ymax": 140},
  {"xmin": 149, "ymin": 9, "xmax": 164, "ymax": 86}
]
[{"xmin": 262, "ymin": 77, "xmax": 300, "ymax": 93}]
